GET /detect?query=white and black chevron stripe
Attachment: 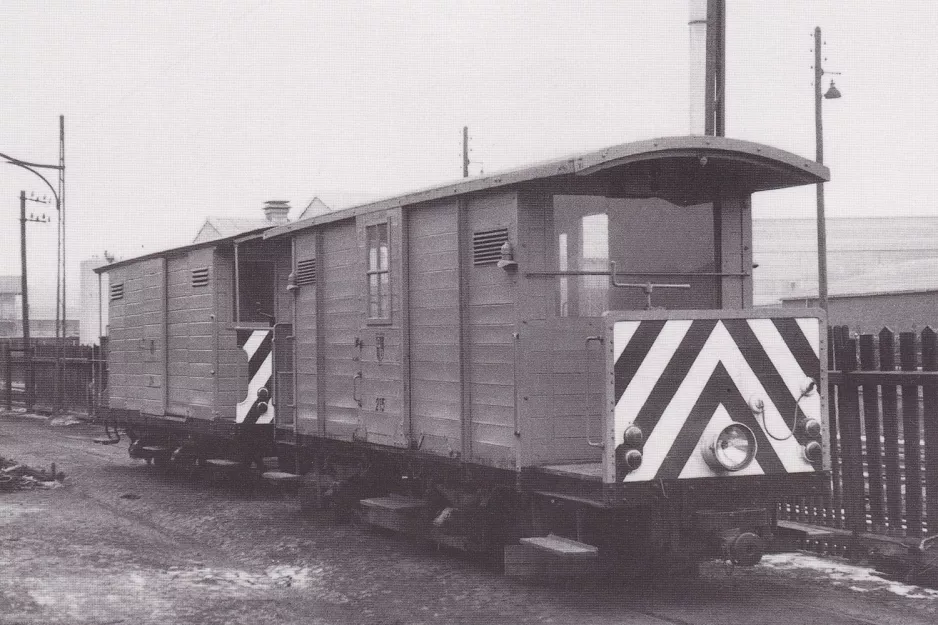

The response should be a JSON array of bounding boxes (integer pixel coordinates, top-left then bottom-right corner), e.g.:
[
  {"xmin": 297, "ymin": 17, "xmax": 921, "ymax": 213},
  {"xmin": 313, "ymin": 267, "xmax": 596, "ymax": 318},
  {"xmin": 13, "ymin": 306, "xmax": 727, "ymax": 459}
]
[
  {"xmin": 613, "ymin": 317, "xmax": 821, "ymax": 482},
  {"xmin": 236, "ymin": 329, "xmax": 274, "ymax": 425}
]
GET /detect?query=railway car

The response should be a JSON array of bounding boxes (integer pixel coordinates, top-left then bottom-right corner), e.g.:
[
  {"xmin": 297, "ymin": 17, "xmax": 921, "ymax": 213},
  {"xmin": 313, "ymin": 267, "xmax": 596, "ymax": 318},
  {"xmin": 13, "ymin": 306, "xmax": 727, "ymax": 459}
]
[
  {"xmin": 99, "ymin": 135, "xmax": 830, "ymax": 576},
  {"xmin": 97, "ymin": 213, "xmax": 292, "ymax": 466}
]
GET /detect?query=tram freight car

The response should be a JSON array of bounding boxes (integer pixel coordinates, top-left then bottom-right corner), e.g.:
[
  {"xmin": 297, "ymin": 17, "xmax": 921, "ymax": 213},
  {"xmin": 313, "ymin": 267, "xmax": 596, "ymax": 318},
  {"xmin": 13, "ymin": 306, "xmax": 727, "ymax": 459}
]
[
  {"xmin": 259, "ymin": 135, "xmax": 831, "ymax": 572},
  {"xmin": 99, "ymin": 135, "xmax": 831, "ymax": 575},
  {"xmin": 97, "ymin": 214, "xmax": 292, "ymax": 466}
]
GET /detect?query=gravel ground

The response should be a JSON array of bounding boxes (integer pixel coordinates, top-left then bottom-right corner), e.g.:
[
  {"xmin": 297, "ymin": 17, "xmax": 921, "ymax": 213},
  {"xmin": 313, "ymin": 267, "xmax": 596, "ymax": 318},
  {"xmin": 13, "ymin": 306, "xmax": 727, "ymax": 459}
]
[{"xmin": 1, "ymin": 412, "xmax": 937, "ymax": 625}]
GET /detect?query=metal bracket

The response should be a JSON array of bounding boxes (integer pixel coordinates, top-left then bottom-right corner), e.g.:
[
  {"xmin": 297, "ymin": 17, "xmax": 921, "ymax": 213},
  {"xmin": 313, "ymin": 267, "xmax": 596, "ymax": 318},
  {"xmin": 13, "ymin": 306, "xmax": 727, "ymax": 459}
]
[
  {"xmin": 609, "ymin": 261, "xmax": 691, "ymax": 310},
  {"xmin": 585, "ymin": 335, "xmax": 605, "ymax": 448},
  {"xmin": 353, "ymin": 371, "xmax": 363, "ymax": 408}
]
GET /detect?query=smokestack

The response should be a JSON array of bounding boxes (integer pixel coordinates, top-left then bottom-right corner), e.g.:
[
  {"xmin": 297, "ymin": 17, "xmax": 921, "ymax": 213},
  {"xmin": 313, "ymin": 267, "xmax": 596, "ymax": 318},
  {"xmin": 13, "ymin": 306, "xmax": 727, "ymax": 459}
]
[
  {"xmin": 688, "ymin": 0, "xmax": 708, "ymax": 135},
  {"xmin": 262, "ymin": 200, "xmax": 290, "ymax": 224}
]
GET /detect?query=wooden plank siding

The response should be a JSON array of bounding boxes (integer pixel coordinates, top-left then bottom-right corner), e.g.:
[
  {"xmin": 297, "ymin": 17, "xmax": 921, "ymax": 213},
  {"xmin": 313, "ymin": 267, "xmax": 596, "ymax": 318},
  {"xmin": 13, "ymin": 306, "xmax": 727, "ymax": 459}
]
[
  {"xmin": 320, "ymin": 220, "xmax": 360, "ymax": 440},
  {"xmin": 105, "ymin": 265, "xmax": 131, "ymax": 411},
  {"xmin": 465, "ymin": 192, "xmax": 518, "ymax": 468},
  {"xmin": 407, "ymin": 200, "xmax": 462, "ymax": 457},
  {"xmin": 106, "ymin": 259, "xmax": 166, "ymax": 416},
  {"xmin": 515, "ymin": 190, "xmax": 604, "ymax": 467},
  {"xmin": 214, "ymin": 246, "xmax": 246, "ymax": 421},
  {"xmin": 293, "ymin": 230, "xmax": 320, "ymax": 436},
  {"xmin": 357, "ymin": 209, "xmax": 406, "ymax": 447},
  {"xmin": 161, "ymin": 248, "xmax": 217, "ymax": 419}
]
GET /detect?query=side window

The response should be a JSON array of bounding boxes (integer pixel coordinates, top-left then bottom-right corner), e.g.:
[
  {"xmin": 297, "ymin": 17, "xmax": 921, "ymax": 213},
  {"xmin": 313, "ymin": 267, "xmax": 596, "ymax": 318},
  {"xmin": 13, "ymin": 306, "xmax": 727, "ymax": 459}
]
[{"xmin": 366, "ymin": 222, "xmax": 390, "ymax": 320}]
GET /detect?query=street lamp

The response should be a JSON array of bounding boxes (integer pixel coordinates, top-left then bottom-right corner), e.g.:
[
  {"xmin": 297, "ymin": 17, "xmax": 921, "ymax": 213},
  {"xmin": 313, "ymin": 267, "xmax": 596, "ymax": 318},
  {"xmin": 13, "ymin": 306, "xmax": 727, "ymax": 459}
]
[{"xmin": 814, "ymin": 26, "xmax": 842, "ymax": 312}]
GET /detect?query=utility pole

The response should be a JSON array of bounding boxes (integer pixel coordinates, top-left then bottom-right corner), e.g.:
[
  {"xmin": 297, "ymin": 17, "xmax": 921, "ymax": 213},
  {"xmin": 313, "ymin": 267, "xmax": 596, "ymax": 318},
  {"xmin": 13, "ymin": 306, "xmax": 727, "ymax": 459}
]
[
  {"xmin": 20, "ymin": 191, "xmax": 50, "ymax": 411},
  {"xmin": 814, "ymin": 28, "xmax": 842, "ymax": 312},
  {"xmin": 57, "ymin": 115, "xmax": 66, "ymax": 411},
  {"xmin": 814, "ymin": 28, "xmax": 828, "ymax": 312},
  {"xmin": 704, "ymin": 0, "xmax": 726, "ymax": 136},
  {"xmin": 20, "ymin": 191, "xmax": 30, "ymax": 410},
  {"xmin": 462, "ymin": 126, "xmax": 470, "ymax": 178}
]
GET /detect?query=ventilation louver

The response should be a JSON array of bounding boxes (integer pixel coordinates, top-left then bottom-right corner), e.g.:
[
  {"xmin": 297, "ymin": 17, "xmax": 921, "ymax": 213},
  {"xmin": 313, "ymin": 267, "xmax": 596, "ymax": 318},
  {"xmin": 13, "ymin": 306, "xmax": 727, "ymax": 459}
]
[
  {"xmin": 296, "ymin": 258, "xmax": 317, "ymax": 286},
  {"xmin": 191, "ymin": 267, "xmax": 210, "ymax": 287},
  {"xmin": 472, "ymin": 227, "xmax": 510, "ymax": 265},
  {"xmin": 109, "ymin": 283, "xmax": 124, "ymax": 301}
]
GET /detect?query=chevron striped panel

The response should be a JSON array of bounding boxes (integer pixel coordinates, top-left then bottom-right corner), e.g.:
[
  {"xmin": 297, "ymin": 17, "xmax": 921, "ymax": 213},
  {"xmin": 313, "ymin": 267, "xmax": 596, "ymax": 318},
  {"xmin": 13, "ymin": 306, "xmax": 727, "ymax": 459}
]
[
  {"xmin": 236, "ymin": 329, "xmax": 275, "ymax": 425},
  {"xmin": 612, "ymin": 317, "xmax": 822, "ymax": 482}
]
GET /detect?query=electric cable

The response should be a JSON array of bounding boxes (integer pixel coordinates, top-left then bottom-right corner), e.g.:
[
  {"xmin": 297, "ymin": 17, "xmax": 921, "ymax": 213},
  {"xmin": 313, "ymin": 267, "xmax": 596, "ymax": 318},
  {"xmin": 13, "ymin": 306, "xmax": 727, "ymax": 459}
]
[{"xmin": 758, "ymin": 379, "xmax": 816, "ymax": 441}]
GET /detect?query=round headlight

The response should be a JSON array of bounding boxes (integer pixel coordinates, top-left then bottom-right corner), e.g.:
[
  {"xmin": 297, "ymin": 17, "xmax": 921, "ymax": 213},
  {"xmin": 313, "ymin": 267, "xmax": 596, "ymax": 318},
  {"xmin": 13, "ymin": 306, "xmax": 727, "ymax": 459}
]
[
  {"xmin": 623, "ymin": 449, "xmax": 642, "ymax": 471},
  {"xmin": 623, "ymin": 425, "xmax": 643, "ymax": 447},
  {"xmin": 702, "ymin": 423, "xmax": 757, "ymax": 472},
  {"xmin": 803, "ymin": 441, "xmax": 823, "ymax": 464},
  {"xmin": 803, "ymin": 418, "xmax": 821, "ymax": 438}
]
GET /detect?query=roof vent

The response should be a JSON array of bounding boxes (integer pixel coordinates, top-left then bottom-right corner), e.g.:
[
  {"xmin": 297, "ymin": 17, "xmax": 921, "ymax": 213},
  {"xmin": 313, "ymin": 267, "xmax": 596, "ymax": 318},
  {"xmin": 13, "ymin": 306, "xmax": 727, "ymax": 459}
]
[{"xmin": 263, "ymin": 200, "xmax": 291, "ymax": 224}]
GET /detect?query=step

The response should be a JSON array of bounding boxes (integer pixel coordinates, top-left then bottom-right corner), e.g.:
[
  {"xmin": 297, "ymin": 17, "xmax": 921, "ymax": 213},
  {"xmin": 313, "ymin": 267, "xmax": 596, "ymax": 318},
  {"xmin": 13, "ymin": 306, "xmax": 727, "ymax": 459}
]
[
  {"xmin": 360, "ymin": 495, "xmax": 428, "ymax": 534},
  {"xmin": 507, "ymin": 535, "xmax": 599, "ymax": 581},
  {"xmin": 204, "ymin": 458, "xmax": 243, "ymax": 471},
  {"xmin": 775, "ymin": 519, "xmax": 843, "ymax": 538},
  {"xmin": 140, "ymin": 446, "xmax": 172, "ymax": 457},
  {"xmin": 520, "ymin": 534, "xmax": 598, "ymax": 559},
  {"xmin": 261, "ymin": 471, "xmax": 301, "ymax": 483}
]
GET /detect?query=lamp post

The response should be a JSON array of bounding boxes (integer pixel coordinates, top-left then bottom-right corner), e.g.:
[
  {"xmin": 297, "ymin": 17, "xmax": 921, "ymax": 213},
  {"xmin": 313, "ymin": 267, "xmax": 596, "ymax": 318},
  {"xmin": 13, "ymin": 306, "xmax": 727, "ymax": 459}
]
[
  {"xmin": 20, "ymin": 191, "xmax": 50, "ymax": 410},
  {"xmin": 814, "ymin": 26, "xmax": 842, "ymax": 312}
]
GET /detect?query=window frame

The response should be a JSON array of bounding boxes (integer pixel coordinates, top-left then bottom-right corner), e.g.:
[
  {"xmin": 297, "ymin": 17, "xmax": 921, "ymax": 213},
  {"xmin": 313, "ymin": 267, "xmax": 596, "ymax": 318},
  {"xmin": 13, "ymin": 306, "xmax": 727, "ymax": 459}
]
[{"xmin": 365, "ymin": 220, "xmax": 392, "ymax": 323}]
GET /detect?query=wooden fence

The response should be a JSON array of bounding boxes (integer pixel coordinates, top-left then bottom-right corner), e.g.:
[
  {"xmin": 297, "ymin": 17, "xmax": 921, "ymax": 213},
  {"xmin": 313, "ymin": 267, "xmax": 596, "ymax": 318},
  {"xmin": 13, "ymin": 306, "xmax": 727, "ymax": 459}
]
[
  {"xmin": 779, "ymin": 326, "xmax": 938, "ymax": 542},
  {"xmin": 0, "ymin": 338, "xmax": 107, "ymax": 415}
]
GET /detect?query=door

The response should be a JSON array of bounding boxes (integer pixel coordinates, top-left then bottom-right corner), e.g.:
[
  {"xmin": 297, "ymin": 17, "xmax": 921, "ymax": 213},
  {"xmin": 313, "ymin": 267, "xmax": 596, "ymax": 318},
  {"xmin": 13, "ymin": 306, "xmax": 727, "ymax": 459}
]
[{"xmin": 356, "ymin": 215, "xmax": 406, "ymax": 447}]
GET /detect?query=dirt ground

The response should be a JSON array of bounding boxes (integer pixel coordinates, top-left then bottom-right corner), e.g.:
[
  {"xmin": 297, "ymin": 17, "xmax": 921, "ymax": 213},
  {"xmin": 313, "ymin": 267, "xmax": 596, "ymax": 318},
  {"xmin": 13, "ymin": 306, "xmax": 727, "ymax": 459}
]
[{"xmin": 1, "ymin": 412, "xmax": 937, "ymax": 625}]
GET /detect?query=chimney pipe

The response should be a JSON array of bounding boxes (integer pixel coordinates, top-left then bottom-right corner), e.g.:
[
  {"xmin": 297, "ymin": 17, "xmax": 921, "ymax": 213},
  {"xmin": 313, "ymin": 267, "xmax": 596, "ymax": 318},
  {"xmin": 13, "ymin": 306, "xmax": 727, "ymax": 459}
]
[
  {"xmin": 263, "ymin": 200, "xmax": 290, "ymax": 224},
  {"xmin": 688, "ymin": 0, "xmax": 708, "ymax": 135}
]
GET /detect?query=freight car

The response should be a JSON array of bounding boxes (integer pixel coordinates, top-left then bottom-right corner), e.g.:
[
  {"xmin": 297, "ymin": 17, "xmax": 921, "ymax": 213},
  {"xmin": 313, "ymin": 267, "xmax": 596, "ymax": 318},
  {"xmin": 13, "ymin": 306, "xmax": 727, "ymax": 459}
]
[{"xmin": 98, "ymin": 135, "xmax": 830, "ymax": 576}]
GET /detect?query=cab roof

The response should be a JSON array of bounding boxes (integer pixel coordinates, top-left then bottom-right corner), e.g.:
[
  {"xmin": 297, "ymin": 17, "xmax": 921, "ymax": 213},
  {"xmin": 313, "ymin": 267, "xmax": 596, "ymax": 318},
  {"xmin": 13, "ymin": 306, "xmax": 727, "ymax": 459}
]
[{"xmin": 265, "ymin": 135, "xmax": 829, "ymax": 238}]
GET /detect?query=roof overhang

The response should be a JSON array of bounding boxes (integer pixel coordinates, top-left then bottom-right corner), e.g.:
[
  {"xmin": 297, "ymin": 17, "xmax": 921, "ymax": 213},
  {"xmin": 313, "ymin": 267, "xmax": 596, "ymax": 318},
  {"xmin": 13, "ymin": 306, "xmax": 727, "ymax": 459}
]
[
  {"xmin": 94, "ymin": 225, "xmax": 272, "ymax": 274},
  {"xmin": 262, "ymin": 135, "xmax": 826, "ymax": 238},
  {"xmin": 574, "ymin": 136, "xmax": 829, "ymax": 206}
]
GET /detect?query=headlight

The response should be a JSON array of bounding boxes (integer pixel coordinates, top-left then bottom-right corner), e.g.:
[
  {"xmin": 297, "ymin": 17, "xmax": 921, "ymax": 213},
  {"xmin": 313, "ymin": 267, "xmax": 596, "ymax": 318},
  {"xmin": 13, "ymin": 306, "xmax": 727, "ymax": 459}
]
[
  {"xmin": 623, "ymin": 425, "xmax": 643, "ymax": 447},
  {"xmin": 803, "ymin": 418, "xmax": 821, "ymax": 438},
  {"xmin": 702, "ymin": 423, "xmax": 757, "ymax": 472},
  {"xmin": 803, "ymin": 441, "xmax": 823, "ymax": 463}
]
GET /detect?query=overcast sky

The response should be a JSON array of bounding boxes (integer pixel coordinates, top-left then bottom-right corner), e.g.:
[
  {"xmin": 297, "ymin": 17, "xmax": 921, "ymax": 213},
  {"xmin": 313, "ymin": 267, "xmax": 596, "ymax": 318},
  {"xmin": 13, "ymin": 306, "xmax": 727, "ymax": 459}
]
[{"xmin": 1, "ymin": 1, "xmax": 936, "ymax": 315}]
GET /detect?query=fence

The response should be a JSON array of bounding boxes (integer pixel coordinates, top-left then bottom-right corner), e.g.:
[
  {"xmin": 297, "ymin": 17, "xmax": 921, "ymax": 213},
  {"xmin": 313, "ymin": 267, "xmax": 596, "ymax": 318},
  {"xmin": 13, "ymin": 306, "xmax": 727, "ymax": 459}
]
[
  {"xmin": 0, "ymin": 338, "xmax": 107, "ymax": 415},
  {"xmin": 779, "ymin": 326, "xmax": 938, "ymax": 543}
]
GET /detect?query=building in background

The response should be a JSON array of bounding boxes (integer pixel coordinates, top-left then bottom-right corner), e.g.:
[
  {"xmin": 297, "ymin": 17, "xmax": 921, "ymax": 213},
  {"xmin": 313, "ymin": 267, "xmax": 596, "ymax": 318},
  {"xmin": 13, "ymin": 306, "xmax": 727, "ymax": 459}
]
[
  {"xmin": 79, "ymin": 257, "xmax": 110, "ymax": 345},
  {"xmin": 0, "ymin": 275, "xmax": 21, "ymax": 337},
  {"xmin": 753, "ymin": 217, "xmax": 938, "ymax": 307},
  {"xmin": 0, "ymin": 274, "xmax": 77, "ymax": 338},
  {"xmin": 780, "ymin": 258, "xmax": 938, "ymax": 333}
]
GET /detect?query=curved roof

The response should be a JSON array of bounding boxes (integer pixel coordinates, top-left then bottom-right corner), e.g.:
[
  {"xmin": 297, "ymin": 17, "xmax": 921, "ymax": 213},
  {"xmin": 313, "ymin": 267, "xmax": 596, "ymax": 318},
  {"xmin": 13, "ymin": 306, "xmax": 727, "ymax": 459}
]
[{"xmin": 266, "ymin": 135, "xmax": 829, "ymax": 238}]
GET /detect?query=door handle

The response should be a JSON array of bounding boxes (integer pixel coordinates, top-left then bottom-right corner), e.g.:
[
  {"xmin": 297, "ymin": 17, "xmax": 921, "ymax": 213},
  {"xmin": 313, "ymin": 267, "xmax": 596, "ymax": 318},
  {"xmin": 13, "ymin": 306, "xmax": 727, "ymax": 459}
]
[{"xmin": 353, "ymin": 371, "xmax": 363, "ymax": 408}]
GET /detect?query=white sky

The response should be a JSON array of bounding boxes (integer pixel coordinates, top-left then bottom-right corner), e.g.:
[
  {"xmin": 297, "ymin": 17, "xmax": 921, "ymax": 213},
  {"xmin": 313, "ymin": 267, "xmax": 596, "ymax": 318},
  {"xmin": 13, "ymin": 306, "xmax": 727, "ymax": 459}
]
[{"xmin": 1, "ymin": 1, "xmax": 936, "ymax": 315}]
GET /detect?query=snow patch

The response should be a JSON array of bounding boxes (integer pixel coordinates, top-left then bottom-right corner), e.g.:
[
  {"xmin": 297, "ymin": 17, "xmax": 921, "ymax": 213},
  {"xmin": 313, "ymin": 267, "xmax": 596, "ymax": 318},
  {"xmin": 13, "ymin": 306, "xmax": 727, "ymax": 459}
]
[
  {"xmin": 760, "ymin": 553, "xmax": 938, "ymax": 599},
  {"xmin": 163, "ymin": 564, "xmax": 348, "ymax": 603}
]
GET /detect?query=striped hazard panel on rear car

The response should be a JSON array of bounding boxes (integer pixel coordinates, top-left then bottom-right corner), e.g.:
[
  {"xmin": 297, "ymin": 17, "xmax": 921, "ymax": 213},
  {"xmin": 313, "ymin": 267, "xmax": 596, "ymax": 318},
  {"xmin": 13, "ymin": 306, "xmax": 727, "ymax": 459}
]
[
  {"xmin": 613, "ymin": 317, "xmax": 821, "ymax": 482},
  {"xmin": 236, "ymin": 329, "xmax": 274, "ymax": 425}
]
